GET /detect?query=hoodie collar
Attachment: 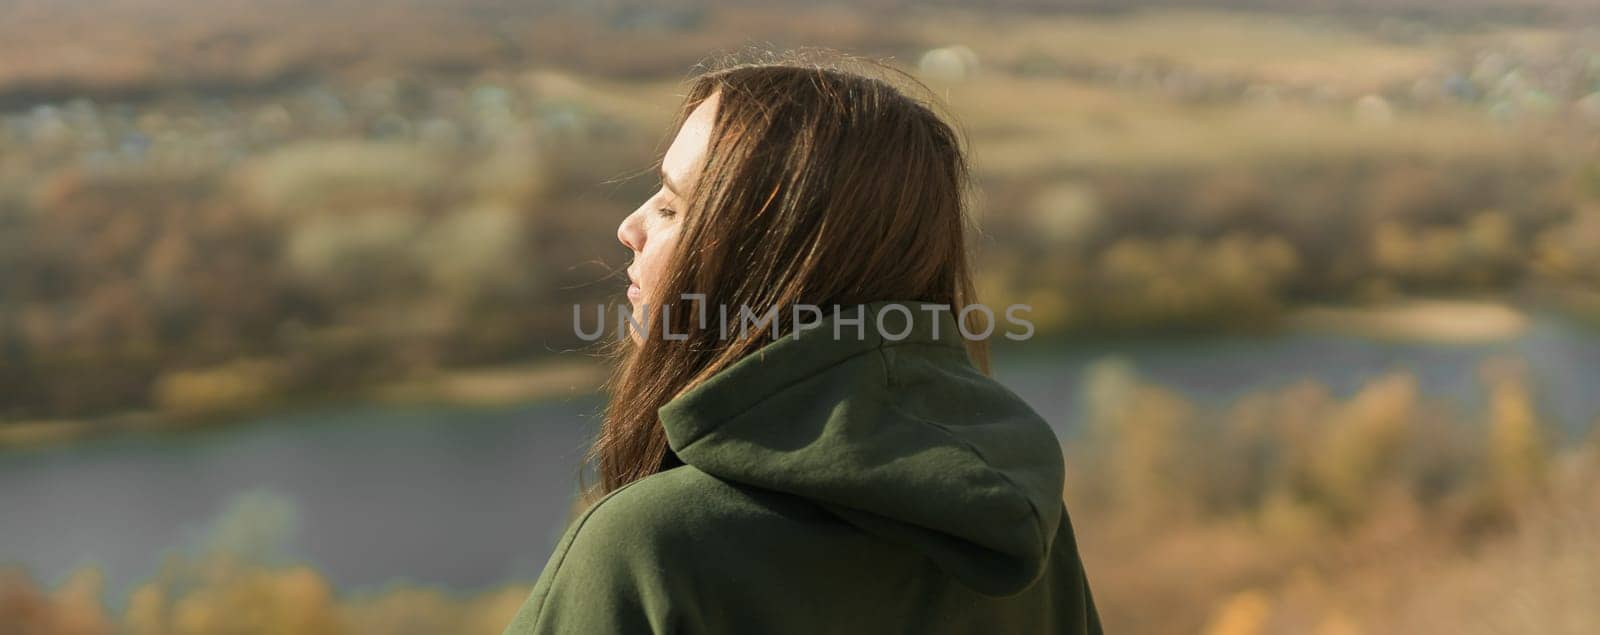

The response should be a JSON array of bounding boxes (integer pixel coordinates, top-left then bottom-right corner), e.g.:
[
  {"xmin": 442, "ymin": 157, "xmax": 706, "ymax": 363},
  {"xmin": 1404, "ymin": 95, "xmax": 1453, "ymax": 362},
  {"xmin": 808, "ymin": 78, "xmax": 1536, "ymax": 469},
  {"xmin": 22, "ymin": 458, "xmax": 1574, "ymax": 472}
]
[{"xmin": 659, "ymin": 300, "xmax": 966, "ymax": 441}]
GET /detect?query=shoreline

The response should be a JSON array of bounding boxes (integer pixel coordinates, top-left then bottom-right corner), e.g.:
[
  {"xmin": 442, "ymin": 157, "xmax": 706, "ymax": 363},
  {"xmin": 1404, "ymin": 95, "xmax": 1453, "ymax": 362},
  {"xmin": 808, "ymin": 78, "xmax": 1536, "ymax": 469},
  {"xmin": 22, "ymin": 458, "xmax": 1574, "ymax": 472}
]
[
  {"xmin": 0, "ymin": 358, "xmax": 608, "ymax": 451},
  {"xmin": 0, "ymin": 298, "xmax": 1551, "ymax": 451},
  {"xmin": 1285, "ymin": 299, "xmax": 1531, "ymax": 343}
]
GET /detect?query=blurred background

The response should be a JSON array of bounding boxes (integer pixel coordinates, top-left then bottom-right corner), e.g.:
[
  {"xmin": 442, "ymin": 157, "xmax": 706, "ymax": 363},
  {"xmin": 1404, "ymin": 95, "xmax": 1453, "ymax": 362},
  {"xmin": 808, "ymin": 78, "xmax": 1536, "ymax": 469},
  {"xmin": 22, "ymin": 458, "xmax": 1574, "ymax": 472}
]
[{"xmin": 3, "ymin": 0, "xmax": 1600, "ymax": 633}]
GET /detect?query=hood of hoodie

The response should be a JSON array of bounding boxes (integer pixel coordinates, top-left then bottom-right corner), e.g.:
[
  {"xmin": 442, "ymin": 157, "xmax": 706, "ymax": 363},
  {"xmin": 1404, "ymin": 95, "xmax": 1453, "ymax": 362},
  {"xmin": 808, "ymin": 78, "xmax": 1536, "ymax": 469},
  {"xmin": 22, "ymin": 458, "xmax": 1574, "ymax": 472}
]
[{"xmin": 657, "ymin": 301, "xmax": 1066, "ymax": 596}]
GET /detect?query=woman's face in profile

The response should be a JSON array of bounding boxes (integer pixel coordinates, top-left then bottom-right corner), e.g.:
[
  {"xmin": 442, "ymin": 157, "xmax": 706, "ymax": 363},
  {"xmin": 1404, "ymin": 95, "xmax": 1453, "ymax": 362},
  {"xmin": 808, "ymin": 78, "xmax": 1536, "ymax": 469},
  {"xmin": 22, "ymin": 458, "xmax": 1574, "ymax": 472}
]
[{"xmin": 618, "ymin": 92, "xmax": 718, "ymax": 334}]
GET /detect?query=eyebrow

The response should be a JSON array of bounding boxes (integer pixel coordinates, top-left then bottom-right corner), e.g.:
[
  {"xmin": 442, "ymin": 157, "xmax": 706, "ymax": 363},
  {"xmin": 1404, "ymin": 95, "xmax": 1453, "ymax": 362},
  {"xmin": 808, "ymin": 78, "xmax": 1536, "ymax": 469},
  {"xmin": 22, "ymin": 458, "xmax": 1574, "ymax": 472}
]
[{"xmin": 658, "ymin": 166, "xmax": 685, "ymax": 198}]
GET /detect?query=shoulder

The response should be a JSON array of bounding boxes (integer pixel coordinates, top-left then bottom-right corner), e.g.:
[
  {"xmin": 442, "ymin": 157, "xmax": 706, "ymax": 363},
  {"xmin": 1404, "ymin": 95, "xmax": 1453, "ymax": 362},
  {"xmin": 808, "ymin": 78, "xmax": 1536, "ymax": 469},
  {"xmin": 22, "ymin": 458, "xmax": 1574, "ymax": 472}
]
[
  {"xmin": 504, "ymin": 466, "xmax": 824, "ymax": 633},
  {"xmin": 568, "ymin": 465, "xmax": 816, "ymax": 555},
  {"xmin": 503, "ymin": 468, "xmax": 723, "ymax": 633},
  {"xmin": 543, "ymin": 464, "xmax": 851, "ymax": 588}
]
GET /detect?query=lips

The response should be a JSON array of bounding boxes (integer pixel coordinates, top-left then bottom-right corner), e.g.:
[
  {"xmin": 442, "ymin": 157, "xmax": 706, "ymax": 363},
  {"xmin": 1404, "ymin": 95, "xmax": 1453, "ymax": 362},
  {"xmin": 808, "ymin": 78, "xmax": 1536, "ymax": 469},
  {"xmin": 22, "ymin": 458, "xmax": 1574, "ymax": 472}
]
[{"xmin": 626, "ymin": 268, "xmax": 642, "ymax": 300}]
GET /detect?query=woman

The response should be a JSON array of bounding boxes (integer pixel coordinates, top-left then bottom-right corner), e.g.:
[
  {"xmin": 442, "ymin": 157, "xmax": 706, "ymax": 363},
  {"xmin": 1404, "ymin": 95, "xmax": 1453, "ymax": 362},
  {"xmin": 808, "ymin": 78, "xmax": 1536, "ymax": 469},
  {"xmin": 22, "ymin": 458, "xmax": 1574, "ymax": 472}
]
[{"xmin": 505, "ymin": 58, "xmax": 1101, "ymax": 634}]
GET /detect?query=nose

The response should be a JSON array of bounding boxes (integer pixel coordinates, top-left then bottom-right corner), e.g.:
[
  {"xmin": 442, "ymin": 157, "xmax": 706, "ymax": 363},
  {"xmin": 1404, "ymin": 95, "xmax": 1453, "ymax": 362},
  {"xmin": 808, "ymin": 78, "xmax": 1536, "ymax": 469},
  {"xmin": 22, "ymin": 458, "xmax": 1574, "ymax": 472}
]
[{"xmin": 617, "ymin": 207, "xmax": 644, "ymax": 253}]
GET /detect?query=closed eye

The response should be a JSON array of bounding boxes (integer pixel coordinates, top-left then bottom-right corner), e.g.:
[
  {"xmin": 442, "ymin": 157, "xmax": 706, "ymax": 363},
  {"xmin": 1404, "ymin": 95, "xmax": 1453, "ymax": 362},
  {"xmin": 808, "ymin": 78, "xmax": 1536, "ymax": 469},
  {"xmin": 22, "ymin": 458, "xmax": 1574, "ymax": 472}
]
[{"xmin": 655, "ymin": 185, "xmax": 679, "ymax": 218}]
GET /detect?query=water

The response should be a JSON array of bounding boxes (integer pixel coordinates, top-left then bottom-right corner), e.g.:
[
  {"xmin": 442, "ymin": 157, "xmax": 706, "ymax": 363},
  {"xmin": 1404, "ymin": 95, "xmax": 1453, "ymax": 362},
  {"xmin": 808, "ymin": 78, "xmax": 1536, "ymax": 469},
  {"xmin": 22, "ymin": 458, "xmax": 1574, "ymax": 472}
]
[
  {"xmin": 0, "ymin": 397, "xmax": 602, "ymax": 605},
  {"xmin": 3, "ymin": 315, "xmax": 1598, "ymax": 606},
  {"xmin": 998, "ymin": 313, "xmax": 1600, "ymax": 440}
]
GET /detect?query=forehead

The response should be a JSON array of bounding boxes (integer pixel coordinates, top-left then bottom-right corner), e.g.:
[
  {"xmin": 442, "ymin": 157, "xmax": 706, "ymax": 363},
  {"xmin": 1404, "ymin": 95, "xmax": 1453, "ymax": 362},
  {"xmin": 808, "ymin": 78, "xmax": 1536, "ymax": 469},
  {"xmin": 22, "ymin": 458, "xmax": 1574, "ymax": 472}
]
[{"xmin": 661, "ymin": 93, "xmax": 719, "ymax": 186}]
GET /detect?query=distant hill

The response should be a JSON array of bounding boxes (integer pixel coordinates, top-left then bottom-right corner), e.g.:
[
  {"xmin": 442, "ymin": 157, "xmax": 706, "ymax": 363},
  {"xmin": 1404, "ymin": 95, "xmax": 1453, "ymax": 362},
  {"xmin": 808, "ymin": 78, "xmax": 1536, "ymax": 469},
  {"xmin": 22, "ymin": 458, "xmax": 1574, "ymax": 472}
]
[{"xmin": 2, "ymin": 0, "xmax": 1594, "ymax": 106}]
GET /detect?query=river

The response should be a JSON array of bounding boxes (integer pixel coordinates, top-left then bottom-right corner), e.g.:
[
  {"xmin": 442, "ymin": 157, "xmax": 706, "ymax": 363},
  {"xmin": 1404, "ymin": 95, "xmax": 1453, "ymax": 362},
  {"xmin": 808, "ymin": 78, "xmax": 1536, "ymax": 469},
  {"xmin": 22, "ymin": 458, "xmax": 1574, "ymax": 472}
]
[{"xmin": 3, "ymin": 312, "xmax": 1598, "ymax": 606}]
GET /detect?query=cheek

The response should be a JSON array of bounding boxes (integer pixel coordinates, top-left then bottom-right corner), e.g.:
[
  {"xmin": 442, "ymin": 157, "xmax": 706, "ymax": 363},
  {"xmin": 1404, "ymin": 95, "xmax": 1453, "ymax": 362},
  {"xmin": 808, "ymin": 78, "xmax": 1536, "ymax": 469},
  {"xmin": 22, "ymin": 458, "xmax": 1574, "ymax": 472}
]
[{"xmin": 639, "ymin": 225, "xmax": 680, "ymax": 286}]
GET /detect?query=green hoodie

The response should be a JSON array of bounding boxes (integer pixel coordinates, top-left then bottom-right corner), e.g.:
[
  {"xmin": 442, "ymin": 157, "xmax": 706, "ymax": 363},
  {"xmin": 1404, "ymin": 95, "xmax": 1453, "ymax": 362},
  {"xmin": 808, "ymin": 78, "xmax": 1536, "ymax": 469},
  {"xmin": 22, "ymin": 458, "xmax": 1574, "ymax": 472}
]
[{"xmin": 505, "ymin": 301, "xmax": 1100, "ymax": 634}]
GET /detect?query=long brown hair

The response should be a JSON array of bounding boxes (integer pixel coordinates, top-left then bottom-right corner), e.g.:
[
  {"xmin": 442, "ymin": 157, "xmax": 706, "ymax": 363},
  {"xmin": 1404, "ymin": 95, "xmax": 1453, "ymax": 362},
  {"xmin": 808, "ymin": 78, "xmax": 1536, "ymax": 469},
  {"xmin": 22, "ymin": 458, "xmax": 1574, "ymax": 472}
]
[{"xmin": 591, "ymin": 55, "xmax": 989, "ymax": 494}]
